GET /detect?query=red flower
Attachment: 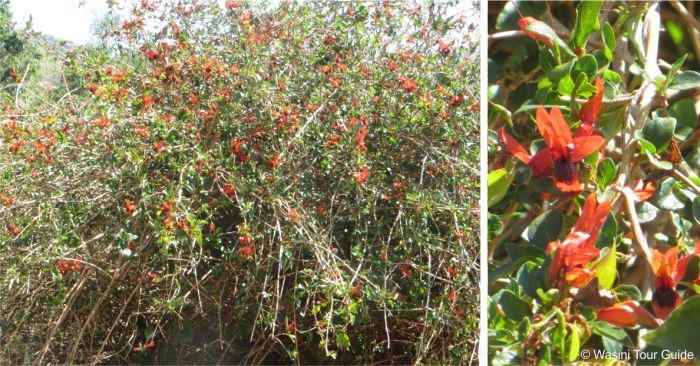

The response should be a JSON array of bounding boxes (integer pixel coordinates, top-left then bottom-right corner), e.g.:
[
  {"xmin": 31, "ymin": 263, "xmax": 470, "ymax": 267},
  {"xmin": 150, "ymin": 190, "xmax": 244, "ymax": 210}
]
[
  {"xmin": 153, "ymin": 140, "xmax": 166, "ymax": 152},
  {"xmin": 268, "ymin": 153, "xmax": 281, "ymax": 169},
  {"xmin": 499, "ymin": 107, "xmax": 605, "ymax": 192},
  {"xmin": 649, "ymin": 244, "xmax": 699, "ymax": 320},
  {"xmin": 596, "ymin": 300, "xmax": 660, "ymax": 328},
  {"xmin": 124, "ymin": 199, "xmax": 138, "ymax": 216},
  {"xmin": 398, "ymin": 77, "xmax": 418, "ymax": 93},
  {"xmin": 446, "ymin": 265, "xmax": 457, "ymax": 279},
  {"xmin": 355, "ymin": 126, "xmax": 369, "ymax": 152},
  {"xmin": 548, "ymin": 193, "xmax": 611, "ymax": 287},
  {"xmin": 448, "ymin": 289, "xmax": 457, "ymax": 302},
  {"xmin": 438, "ymin": 41, "xmax": 452, "ymax": 56},
  {"xmin": 352, "ymin": 165, "xmax": 370, "ymax": 187},
  {"xmin": 577, "ymin": 77, "xmax": 605, "ymax": 137},
  {"xmin": 222, "ymin": 184, "xmax": 236, "ymax": 198},
  {"xmin": 288, "ymin": 208, "xmax": 299, "ymax": 221},
  {"xmin": 449, "ymin": 94, "xmax": 464, "ymax": 107},
  {"xmin": 142, "ymin": 94, "xmax": 155, "ymax": 110}
]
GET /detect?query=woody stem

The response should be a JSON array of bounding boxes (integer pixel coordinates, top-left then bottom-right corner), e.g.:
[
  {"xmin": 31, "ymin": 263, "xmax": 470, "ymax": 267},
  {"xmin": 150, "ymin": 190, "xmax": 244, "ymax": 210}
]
[{"xmin": 614, "ymin": 185, "xmax": 654, "ymax": 269}]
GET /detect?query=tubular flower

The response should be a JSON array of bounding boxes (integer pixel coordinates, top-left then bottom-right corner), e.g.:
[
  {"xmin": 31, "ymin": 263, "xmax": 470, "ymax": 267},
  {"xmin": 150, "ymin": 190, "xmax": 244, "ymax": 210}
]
[
  {"xmin": 596, "ymin": 300, "xmax": 660, "ymax": 328},
  {"xmin": 548, "ymin": 193, "xmax": 611, "ymax": 287},
  {"xmin": 576, "ymin": 77, "xmax": 605, "ymax": 137},
  {"xmin": 650, "ymin": 243, "xmax": 700, "ymax": 319},
  {"xmin": 498, "ymin": 107, "xmax": 605, "ymax": 192}
]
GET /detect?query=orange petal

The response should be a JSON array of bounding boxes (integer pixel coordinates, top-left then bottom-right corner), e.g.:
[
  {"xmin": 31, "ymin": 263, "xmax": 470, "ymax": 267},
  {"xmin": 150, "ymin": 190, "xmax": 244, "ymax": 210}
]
[
  {"xmin": 548, "ymin": 107, "xmax": 573, "ymax": 152},
  {"xmin": 528, "ymin": 147, "xmax": 553, "ymax": 176},
  {"xmin": 579, "ymin": 77, "xmax": 604, "ymax": 125},
  {"xmin": 597, "ymin": 301, "xmax": 641, "ymax": 327},
  {"xmin": 575, "ymin": 193, "xmax": 598, "ymax": 232},
  {"xmin": 535, "ymin": 107, "xmax": 557, "ymax": 151},
  {"xmin": 598, "ymin": 300, "xmax": 660, "ymax": 328},
  {"xmin": 498, "ymin": 128, "xmax": 531, "ymax": 164},
  {"xmin": 564, "ymin": 267, "xmax": 595, "ymax": 287},
  {"xmin": 569, "ymin": 135, "xmax": 605, "ymax": 162}
]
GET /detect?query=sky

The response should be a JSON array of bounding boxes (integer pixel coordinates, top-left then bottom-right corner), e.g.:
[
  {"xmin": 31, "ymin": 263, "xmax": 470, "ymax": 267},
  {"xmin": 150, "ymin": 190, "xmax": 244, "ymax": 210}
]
[
  {"xmin": 9, "ymin": 0, "xmax": 109, "ymax": 44},
  {"xmin": 9, "ymin": 0, "xmax": 475, "ymax": 45}
]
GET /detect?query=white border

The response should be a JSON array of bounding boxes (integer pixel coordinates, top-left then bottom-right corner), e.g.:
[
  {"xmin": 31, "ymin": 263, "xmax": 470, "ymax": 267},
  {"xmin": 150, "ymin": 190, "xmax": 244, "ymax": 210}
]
[{"xmin": 478, "ymin": 0, "xmax": 488, "ymax": 365}]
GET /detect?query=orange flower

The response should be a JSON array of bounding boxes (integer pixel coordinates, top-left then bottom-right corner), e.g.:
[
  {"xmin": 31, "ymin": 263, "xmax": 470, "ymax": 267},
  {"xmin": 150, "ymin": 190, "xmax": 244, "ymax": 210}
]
[
  {"xmin": 596, "ymin": 300, "xmax": 660, "ymax": 328},
  {"xmin": 356, "ymin": 126, "xmax": 369, "ymax": 152},
  {"xmin": 649, "ymin": 244, "xmax": 700, "ymax": 319},
  {"xmin": 577, "ymin": 77, "xmax": 605, "ymax": 137},
  {"xmin": 548, "ymin": 193, "xmax": 611, "ymax": 287},
  {"xmin": 499, "ymin": 107, "xmax": 605, "ymax": 192},
  {"xmin": 124, "ymin": 199, "xmax": 138, "ymax": 216},
  {"xmin": 352, "ymin": 165, "xmax": 370, "ymax": 187}
]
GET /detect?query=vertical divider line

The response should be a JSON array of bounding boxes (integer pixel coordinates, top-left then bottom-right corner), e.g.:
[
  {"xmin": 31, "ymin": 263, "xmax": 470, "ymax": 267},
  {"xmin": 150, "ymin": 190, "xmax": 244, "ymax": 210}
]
[{"xmin": 478, "ymin": 1, "xmax": 488, "ymax": 366}]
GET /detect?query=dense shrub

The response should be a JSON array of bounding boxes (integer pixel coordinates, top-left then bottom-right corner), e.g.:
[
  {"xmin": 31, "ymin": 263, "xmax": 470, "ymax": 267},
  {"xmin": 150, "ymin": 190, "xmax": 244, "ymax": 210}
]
[
  {"xmin": 0, "ymin": 0, "xmax": 479, "ymax": 364},
  {"xmin": 488, "ymin": 1, "xmax": 700, "ymax": 364}
]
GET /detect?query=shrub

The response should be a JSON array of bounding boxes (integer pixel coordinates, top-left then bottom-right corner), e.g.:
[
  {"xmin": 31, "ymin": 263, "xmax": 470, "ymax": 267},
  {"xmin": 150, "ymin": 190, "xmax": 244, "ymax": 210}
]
[{"xmin": 0, "ymin": 0, "xmax": 479, "ymax": 364}]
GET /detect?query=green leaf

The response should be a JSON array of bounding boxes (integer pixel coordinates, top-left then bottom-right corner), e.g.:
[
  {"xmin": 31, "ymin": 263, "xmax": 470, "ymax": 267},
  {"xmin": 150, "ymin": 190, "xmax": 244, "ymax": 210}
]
[
  {"xmin": 567, "ymin": 326, "xmax": 581, "ymax": 363},
  {"xmin": 488, "ymin": 167, "xmax": 515, "ymax": 207},
  {"xmin": 642, "ymin": 116, "xmax": 676, "ymax": 151},
  {"xmin": 644, "ymin": 297, "xmax": 700, "ymax": 354},
  {"xmin": 692, "ymin": 197, "xmax": 700, "ymax": 225},
  {"xmin": 645, "ymin": 150, "xmax": 673, "ymax": 171},
  {"xmin": 669, "ymin": 70, "xmax": 700, "ymax": 90},
  {"xmin": 666, "ymin": 54, "xmax": 688, "ymax": 89},
  {"xmin": 669, "ymin": 99, "xmax": 697, "ymax": 140},
  {"xmin": 597, "ymin": 157, "xmax": 617, "ymax": 188},
  {"xmin": 601, "ymin": 22, "xmax": 616, "ymax": 60},
  {"xmin": 523, "ymin": 210, "xmax": 563, "ymax": 249},
  {"xmin": 539, "ymin": 47, "xmax": 556, "ymax": 74},
  {"xmin": 598, "ymin": 105, "xmax": 625, "ymax": 140},
  {"xmin": 490, "ymin": 102, "xmax": 513, "ymax": 127},
  {"xmin": 498, "ymin": 290, "xmax": 531, "ymax": 321},
  {"xmin": 571, "ymin": 54, "xmax": 598, "ymax": 82},
  {"xmin": 637, "ymin": 201, "xmax": 659, "ymax": 224},
  {"xmin": 571, "ymin": 0, "xmax": 602, "ymax": 49},
  {"xmin": 517, "ymin": 261, "xmax": 545, "ymax": 299},
  {"xmin": 595, "ymin": 214, "xmax": 617, "ymax": 248},
  {"xmin": 615, "ymin": 284, "xmax": 642, "ymax": 301},
  {"xmin": 652, "ymin": 177, "xmax": 685, "ymax": 211},
  {"xmin": 336, "ymin": 330, "xmax": 350, "ymax": 350},
  {"xmin": 489, "ymin": 255, "xmax": 534, "ymax": 282},
  {"xmin": 592, "ymin": 242, "xmax": 616, "ymax": 290}
]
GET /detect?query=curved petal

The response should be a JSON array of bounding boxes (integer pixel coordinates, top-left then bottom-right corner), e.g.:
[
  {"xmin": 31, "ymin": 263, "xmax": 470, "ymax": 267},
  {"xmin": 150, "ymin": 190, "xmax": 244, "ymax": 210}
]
[
  {"xmin": 535, "ymin": 107, "xmax": 556, "ymax": 150},
  {"xmin": 498, "ymin": 128, "xmax": 531, "ymax": 164},
  {"xmin": 528, "ymin": 148, "xmax": 553, "ymax": 176},
  {"xmin": 548, "ymin": 107, "xmax": 573, "ymax": 151},
  {"xmin": 575, "ymin": 193, "xmax": 598, "ymax": 232},
  {"xmin": 579, "ymin": 77, "xmax": 604, "ymax": 125},
  {"xmin": 570, "ymin": 135, "xmax": 605, "ymax": 162}
]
